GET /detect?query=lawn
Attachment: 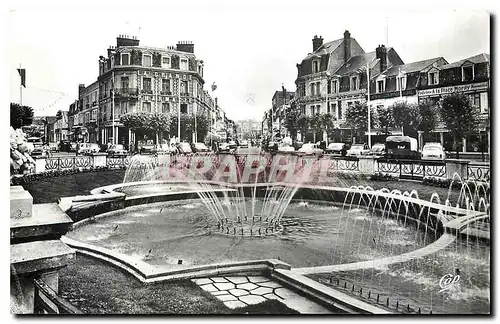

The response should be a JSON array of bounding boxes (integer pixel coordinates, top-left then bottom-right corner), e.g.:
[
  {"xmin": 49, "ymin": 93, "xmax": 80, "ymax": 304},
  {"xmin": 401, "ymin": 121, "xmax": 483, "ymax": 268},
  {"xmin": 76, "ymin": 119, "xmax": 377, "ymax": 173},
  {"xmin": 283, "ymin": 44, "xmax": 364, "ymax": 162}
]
[
  {"xmin": 59, "ymin": 255, "xmax": 299, "ymax": 315},
  {"xmin": 20, "ymin": 170, "xmax": 126, "ymax": 204}
]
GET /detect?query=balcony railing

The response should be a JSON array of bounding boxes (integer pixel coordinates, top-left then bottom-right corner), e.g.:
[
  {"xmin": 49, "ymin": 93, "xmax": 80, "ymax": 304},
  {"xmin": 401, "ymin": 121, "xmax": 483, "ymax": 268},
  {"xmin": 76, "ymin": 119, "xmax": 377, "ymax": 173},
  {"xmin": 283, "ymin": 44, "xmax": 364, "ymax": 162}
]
[
  {"xmin": 160, "ymin": 91, "xmax": 173, "ymax": 96},
  {"xmin": 140, "ymin": 89, "xmax": 153, "ymax": 95},
  {"xmin": 115, "ymin": 88, "xmax": 139, "ymax": 97},
  {"xmin": 180, "ymin": 92, "xmax": 190, "ymax": 97}
]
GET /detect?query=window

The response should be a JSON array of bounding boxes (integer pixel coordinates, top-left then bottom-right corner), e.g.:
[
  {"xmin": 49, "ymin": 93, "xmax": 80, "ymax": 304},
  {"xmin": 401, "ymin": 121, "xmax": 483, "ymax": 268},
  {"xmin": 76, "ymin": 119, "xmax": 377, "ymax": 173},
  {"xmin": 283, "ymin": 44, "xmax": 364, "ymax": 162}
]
[
  {"xmin": 310, "ymin": 106, "xmax": 315, "ymax": 115},
  {"xmin": 327, "ymin": 81, "xmax": 331, "ymax": 94},
  {"xmin": 121, "ymin": 102, "xmax": 128, "ymax": 115},
  {"xmin": 396, "ymin": 76, "xmax": 406, "ymax": 91},
  {"xmin": 313, "ymin": 60, "xmax": 319, "ymax": 73},
  {"xmin": 121, "ymin": 53, "xmax": 129, "ymax": 65},
  {"xmin": 350, "ymin": 76, "xmax": 358, "ymax": 90},
  {"xmin": 180, "ymin": 59, "xmax": 188, "ymax": 70},
  {"xmin": 337, "ymin": 101, "xmax": 343, "ymax": 120},
  {"xmin": 121, "ymin": 77, "xmax": 129, "ymax": 89},
  {"xmin": 327, "ymin": 104, "xmax": 331, "ymax": 114},
  {"xmin": 462, "ymin": 65, "xmax": 474, "ymax": 82},
  {"xmin": 162, "ymin": 79, "xmax": 171, "ymax": 93},
  {"xmin": 377, "ymin": 80, "xmax": 385, "ymax": 93},
  {"xmin": 332, "ymin": 80, "xmax": 338, "ymax": 94},
  {"xmin": 180, "ymin": 103, "xmax": 188, "ymax": 114},
  {"xmin": 316, "ymin": 105, "xmax": 321, "ymax": 115},
  {"xmin": 142, "ymin": 102, "xmax": 151, "ymax": 113},
  {"xmin": 162, "ymin": 102, "xmax": 170, "ymax": 114},
  {"xmin": 143, "ymin": 77, "xmax": 152, "ymax": 92},
  {"xmin": 162, "ymin": 57, "xmax": 170, "ymax": 64},
  {"xmin": 428, "ymin": 72, "xmax": 439, "ymax": 85},
  {"xmin": 316, "ymin": 83, "xmax": 320, "ymax": 96},
  {"xmin": 468, "ymin": 94, "xmax": 481, "ymax": 108},
  {"xmin": 143, "ymin": 55, "xmax": 152, "ymax": 67},
  {"xmin": 310, "ymin": 83, "xmax": 315, "ymax": 96},
  {"xmin": 180, "ymin": 81, "xmax": 188, "ymax": 94}
]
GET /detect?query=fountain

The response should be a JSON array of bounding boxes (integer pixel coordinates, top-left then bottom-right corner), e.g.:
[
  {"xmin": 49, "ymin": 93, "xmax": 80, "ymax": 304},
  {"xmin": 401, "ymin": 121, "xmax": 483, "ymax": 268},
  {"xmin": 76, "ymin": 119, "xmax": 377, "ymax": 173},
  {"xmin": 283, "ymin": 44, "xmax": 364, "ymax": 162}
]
[{"xmin": 65, "ymin": 149, "xmax": 490, "ymax": 314}]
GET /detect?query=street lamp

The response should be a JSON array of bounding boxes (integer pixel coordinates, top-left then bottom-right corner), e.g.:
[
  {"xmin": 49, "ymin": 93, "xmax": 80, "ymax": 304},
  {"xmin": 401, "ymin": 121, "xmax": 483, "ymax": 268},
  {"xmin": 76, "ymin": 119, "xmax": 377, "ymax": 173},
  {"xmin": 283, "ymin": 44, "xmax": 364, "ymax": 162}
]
[{"xmin": 366, "ymin": 63, "xmax": 372, "ymax": 148}]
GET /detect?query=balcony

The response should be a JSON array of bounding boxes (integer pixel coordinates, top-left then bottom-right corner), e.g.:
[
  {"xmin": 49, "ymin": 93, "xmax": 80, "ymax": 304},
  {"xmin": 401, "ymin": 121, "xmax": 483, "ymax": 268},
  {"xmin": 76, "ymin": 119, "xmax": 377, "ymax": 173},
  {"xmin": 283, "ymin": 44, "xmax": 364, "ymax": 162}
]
[
  {"xmin": 180, "ymin": 92, "xmax": 190, "ymax": 97},
  {"xmin": 116, "ymin": 88, "xmax": 140, "ymax": 98},
  {"xmin": 160, "ymin": 91, "xmax": 173, "ymax": 96},
  {"xmin": 140, "ymin": 89, "xmax": 153, "ymax": 95}
]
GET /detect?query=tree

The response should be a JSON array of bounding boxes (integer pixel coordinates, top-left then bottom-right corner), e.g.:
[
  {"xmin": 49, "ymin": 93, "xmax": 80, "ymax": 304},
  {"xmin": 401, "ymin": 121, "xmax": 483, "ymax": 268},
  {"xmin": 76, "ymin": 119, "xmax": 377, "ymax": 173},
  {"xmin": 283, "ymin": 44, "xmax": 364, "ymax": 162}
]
[
  {"xmin": 376, "ymin": 105, "xmax": 395, "ymax": 135},
  {"xmin": 10, "ymin": 103, "xmax": 34, "ymax": 129},
  {"xmin": 345, "ymin": 102, "xmax": 374, "ymax": 143},
  {"xmin": 283, "ymin": 107, "xmax": 302, "ymax": 140},
  {"xmin": 297, "ymin": 114, "xmax": 310, "ymax": 142},
  {"xmin": 320, "ymin": 113, "xmax": 335, "ymax": 142},
  {"xmin": 391, "ymin": 101, "xmax": 420, "ymax": 138},
  {"xmin": 121, "ymin": 112, "xmax": 171, "ymax": 144},
  {"xmin": 439, "ymin": 93, "xmax": 480, "ymax": 159},
  {"xmin": 309, "ymin": 114, "xmax": 322, "ymax": 143},
  {"xmin": 417, "ymin": 101, "xmax": 438, "ymax": 142},
  {"xmin": 56, "ymin": 110, "xmax": 63, "ymax": 120}
]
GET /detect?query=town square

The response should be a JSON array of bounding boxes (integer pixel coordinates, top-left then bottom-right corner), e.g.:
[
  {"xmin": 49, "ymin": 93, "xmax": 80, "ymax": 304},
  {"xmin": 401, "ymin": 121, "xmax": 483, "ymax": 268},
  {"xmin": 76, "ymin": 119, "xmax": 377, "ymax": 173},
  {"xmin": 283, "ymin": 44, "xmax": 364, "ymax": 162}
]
[{"xmin": 7, "ymin": 0, "xmax": 492, "ymax": 317}]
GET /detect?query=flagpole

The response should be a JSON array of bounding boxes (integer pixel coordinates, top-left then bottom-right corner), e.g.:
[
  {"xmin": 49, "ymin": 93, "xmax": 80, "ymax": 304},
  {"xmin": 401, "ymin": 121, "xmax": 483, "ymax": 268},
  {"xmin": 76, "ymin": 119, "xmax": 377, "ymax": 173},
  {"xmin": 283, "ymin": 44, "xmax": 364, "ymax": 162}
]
[{"xmin": 19, "ymin": 64, "xmax": 23, "ymax": 106}]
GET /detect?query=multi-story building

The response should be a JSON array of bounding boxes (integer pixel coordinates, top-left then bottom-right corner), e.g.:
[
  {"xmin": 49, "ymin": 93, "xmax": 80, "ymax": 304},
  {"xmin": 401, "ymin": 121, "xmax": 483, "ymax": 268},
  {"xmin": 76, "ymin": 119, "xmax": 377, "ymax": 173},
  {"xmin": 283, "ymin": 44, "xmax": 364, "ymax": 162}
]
[
  {"xmin": 271, "ymin": 89, "xmax": 294, "ymax": 139},
  {"xmin": 295, "ymin": 31, "xmax": 403, "ymax": 142},
  {"xmin": 261, "ymin": 110, "xmax": 270, "ymax": 138},
  {"xmin": 417, "ymin": 53, "xmax": 490, "ymax": 152},
  {"xmin": 54, "ymin": 111, "xmax": 69, "ymax": 142},
  {"xmin": 235, "ymin": 119, "xmax": 262, "ymax": 140},
  {"xmin": 70, "ymin": 35, "xmax": 220, "ymax": 146}
]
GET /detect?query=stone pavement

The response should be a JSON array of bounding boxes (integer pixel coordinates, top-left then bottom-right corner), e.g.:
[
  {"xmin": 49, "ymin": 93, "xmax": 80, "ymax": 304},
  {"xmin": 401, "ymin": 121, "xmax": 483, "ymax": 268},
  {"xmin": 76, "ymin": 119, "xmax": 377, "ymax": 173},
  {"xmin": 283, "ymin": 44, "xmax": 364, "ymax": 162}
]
[{"xmin": 192, "ymin": 275, "xmax": 332, "ymax": 314}]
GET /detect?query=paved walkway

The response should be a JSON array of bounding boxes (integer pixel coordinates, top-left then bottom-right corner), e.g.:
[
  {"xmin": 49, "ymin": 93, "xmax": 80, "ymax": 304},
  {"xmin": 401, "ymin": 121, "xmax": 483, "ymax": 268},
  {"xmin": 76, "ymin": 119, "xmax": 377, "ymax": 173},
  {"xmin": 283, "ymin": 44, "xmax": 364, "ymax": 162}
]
[
  {"xmin": 293, "ymin": 233, "xmax": 456, "ymax": 275},
  {"xmin": 192, "ymin": 275, "xmax": 332, "ymax": 314}
]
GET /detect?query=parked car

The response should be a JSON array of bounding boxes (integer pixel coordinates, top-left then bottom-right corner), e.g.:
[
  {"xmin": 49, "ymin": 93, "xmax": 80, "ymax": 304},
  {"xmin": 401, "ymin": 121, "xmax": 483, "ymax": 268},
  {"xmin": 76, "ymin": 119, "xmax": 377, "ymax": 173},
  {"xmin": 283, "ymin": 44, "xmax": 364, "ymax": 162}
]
[
  {"xmin": 76, "ymin": 143, "xmax": 99, "ymax": 155},
  {"xmin": 228, "ymin": 141, "xmax": 238, "ymax": 151},
  {"xmin": 48, "ymin": 142, "xmax": 59, "ymax": 153},
  {"xmin": 347, "ymin": 143, "xmax": 370, "ymax": 157},
  {"xmin": 177, "ymin": 142, "xmax": 193, "ymax": 154},
  {"xmin": 140, "ymin": 143, "xmax": 157, "ymax": 155},
  {"xmin": 385, "ymin": 136, "xmax": 421, "ymax": 160},
  {"xmin": 368, "ymin": 143, "xmax": 386, "ymax": 157},
  {"xmin": 219, "ymin": 142, "xmax": 231, "ymax": 153},
  {"xmin": 421, "ymin": 143, "xmax": 446, "ymax": 161},
  {"xmin": 324, "ymin": 143, "xmax": 349, "ymax": 156},
  {"xmin": 267, "ymin": 141, "xmax": 279, "ymax": 154},
  {"xmin": 69, "ymin": 142, "xmax": 78, "ymax": 152},
  {"xmin": 30, "ymin": 145, "xmax": 50, "ymax": 158},
  {"xmin": 107, "ymin": 144, "xmax": 128, "ymax": 157},
  {"xmin": 191, "ymin": 142, "xmax": 211, "ymax": 153},
  {"xmin": 297, "ymin": 143, "xmax": 324, "ymax": 157},
  {"xmin": 58, "ymin": 140, "xmax": 72, "ymax": 152},
  {"xmin": 26, "ymin": 137, "xmax": 43, "ymax": 153},
  {"xmin": 239, "ymin": 140, "xmax": 249, "ymax": 148},
  {"xmin": 277, "ymin": 144, "xmax": 295, "ymax": 153}
]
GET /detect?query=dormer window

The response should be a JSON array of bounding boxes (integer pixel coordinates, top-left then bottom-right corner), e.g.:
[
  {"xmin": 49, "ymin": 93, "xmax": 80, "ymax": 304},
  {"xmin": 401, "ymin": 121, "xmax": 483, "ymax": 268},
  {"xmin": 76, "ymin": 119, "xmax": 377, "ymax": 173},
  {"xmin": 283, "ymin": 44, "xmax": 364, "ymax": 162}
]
[
  {"xmin": 121, "ymin": 53, "xmax": 129, "ymax": 65},
  {"xmin": 180, "ymin": 58, "xmax": 188, "ymax": 70},
  {"xmin": 396, "ymin": 74, "xmax": 407, "ymax": 91},
  {"xmin": 376, "ymin": 75, "xmax": 386, "ymax": 93},
  {"xmin": 428, "ymin": 71, "xmax": 439, "ymax": 85},
  {"xmin": 332, "ymin": 80, "xmax": 339, "ymax": 93},
  {"xmin": 162, "ymin": 56, "xmax": 170, "ymax": 68},
  {"xmin": 143, "ymin": 54, "xmax": 152, "ymax": 67},
  {"xmin": 462, "ymin": 64, "xmax": 474, "ymax": 82},
  {"xmin": 350, "ymin": 76, "xmax": 359, "ymax": 91},
  {"xmin": 313, "ymin": 60, "xmax": 319, "ymax": 73}
]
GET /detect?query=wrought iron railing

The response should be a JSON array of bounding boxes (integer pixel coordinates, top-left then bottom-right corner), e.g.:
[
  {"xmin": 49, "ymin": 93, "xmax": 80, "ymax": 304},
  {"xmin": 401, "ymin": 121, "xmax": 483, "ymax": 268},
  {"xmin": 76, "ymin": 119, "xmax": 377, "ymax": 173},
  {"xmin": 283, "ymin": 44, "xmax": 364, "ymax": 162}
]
[
  {"xmin": 468, "ymin": 162, "xmax": 490, "ymax": 182},
  {"xmin": 33, "ymin": 278, "xmax": 82, "ymax": 314},
  {"xmin": 45, "ymin": 156, "xmax": 94, "ymax": 171},
  {"xmin": 106, "ymin": 156, "xmax": 131, "ymax": 168},
  {"xmin": 377, "ymin": 159, "xmax": 446, "ymax": 180}
]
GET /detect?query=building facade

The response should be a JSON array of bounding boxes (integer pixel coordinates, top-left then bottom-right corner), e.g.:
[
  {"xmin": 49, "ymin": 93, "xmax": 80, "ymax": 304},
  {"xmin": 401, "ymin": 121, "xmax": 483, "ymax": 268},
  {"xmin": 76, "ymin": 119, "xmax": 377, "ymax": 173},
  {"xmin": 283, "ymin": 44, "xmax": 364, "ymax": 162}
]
[
  {"xmin": 54, "ymin": 111, "xmax": 69, "ymax": 142},
  {"xmin": 235, "ymin": 119, "xmax": 262, "ymax": 140},
  {"xmin": 294, "ymin": 31, "xmax": 403, "ymax": 142},
  {"xmin": 417, "ymin": 53, "xmax": 490, "ymax": 152},
  {"xmin": 70, "ymin": 35, "xmax": 222, "ymax": 147}
]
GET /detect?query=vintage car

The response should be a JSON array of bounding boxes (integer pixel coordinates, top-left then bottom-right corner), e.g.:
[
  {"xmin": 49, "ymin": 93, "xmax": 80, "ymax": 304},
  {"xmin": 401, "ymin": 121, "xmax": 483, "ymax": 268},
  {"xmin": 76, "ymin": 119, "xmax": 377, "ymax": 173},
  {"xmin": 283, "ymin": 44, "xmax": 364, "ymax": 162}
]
[
  {"xmin": 107, "ymin": 144, "xmax": 128, "ymax": 157},
  {"xmin": 385, "ymin": 136, "xmax": 421, "ymax": 160},
  {"xmin": 324, "ymin": 143, "xmax": 349, "ymax": 156},
  {"xmin": 346, "ymin": 143, "xmax": 370, "ymax": 157},
  {"xmin": 421, "ymin": 143, "xmax": 446, "ymax": 160},
  {"xmin": 297, "ymin": 143, "xmax": 324, "ymax": 157}
]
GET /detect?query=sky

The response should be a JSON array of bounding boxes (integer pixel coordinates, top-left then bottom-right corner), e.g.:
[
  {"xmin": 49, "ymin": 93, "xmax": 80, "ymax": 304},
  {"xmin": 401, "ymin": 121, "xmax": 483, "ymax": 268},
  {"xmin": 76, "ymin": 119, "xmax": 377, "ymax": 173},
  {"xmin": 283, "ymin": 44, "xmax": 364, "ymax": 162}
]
[{"xmin": 6, "ymin": 1, "xmax": 492, "ymax": 122}]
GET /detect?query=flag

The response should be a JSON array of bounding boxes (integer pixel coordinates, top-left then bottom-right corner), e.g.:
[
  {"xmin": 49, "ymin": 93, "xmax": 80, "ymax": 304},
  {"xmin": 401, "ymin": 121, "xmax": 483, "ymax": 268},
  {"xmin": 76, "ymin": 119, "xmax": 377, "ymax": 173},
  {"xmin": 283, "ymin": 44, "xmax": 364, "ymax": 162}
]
[
  {"xmin": 211, "ymin": 82, "xmax": 217, "ymax": 92},
  {"xmin": 17, "ymin": 69, "xmax": 26, "ymax": 87}
]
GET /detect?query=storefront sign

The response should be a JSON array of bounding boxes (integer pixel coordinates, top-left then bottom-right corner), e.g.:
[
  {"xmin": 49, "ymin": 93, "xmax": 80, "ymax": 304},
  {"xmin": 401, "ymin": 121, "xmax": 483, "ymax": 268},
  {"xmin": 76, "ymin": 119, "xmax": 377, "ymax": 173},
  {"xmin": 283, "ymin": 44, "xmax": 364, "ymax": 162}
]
[{"xmin": 418, "ymin": 82, "xmax": 488, "ymax": 97}]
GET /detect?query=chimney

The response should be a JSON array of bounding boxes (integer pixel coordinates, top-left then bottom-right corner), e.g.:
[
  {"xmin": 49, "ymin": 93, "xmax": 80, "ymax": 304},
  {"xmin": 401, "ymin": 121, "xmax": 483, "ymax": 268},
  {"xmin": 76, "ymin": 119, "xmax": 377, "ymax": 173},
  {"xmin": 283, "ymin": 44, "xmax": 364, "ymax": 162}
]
[
  {"xmin": 343, "ymin": 30, "xmax": 351, "ymax": 63},
  {"xmin": 116, "ymin": 35, "xmax": 140, "ymax": 48},
  {"xmin": 176, "ymin": 41, "xmax": 194, "ymax": 53},
  {"xmin": 376, "ymin": 45, "xmax": 388, "ymax": 73},
  {"xmin": 312, "ymin": 35, "xmax": 323, "ymax": 52},
  {"xmin": 78, "ymin": 84, "xmax": 85, "ymax": 94}
]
